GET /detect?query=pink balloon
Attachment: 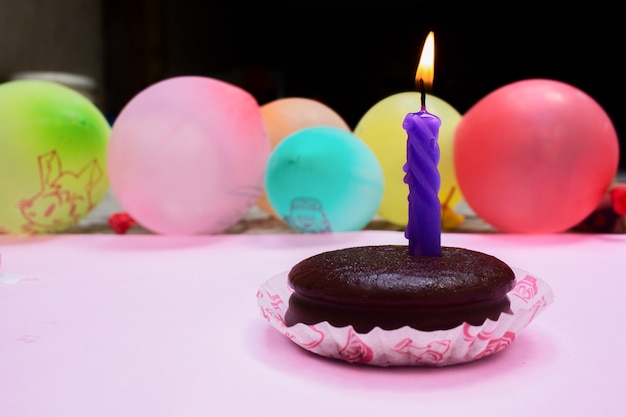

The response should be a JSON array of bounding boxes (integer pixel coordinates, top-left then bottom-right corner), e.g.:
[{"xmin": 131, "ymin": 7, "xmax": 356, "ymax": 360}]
[
  {"xmin": 107, "ymin": 76, "xmax": 270, "ymax": 235},
  {"xmin": 454, "ymin": 79, "xmax": 619, "ymax": 233}
]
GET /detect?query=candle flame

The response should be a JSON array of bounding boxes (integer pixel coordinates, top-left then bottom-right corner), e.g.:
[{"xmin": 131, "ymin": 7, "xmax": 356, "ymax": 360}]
[{"xmin": 415, "ymin": 31, "xmax": 435, "ymax": 90}]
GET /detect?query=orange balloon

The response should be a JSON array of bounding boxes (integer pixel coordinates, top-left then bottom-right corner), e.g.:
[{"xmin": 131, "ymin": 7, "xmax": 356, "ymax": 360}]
[{"xmin": 257, "ymin": 97, "xmax": 350, "ymax": 216}]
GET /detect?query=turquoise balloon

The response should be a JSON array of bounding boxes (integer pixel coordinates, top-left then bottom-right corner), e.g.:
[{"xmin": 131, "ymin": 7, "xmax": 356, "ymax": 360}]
[{"xmin": 265, "ymin": 126, "xmax": 384, "ymax": 233}]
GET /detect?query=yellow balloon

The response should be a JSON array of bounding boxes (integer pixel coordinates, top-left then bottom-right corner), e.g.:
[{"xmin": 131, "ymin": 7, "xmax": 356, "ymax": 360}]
[
  {"xmin": 354, "ymin": 92, "xmax": 463, "ymax": 226},
  {"xmin": 257, "ymin": 97, "xmax": 350, "ymax": 216}
]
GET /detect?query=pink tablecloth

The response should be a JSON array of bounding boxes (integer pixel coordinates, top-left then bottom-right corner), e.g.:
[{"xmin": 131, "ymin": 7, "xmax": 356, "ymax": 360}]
[{"xmin": 1, "ymin": 231, "xmax": 625, "ymax": 416}]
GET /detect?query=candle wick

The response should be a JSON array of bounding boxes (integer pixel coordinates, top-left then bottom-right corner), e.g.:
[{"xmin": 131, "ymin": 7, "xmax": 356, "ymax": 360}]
[{"xmin": 419, "ymin": 78, "xmax": 426, "ymax": 109}]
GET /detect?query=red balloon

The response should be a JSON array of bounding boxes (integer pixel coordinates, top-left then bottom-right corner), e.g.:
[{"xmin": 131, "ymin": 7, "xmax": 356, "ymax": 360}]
[{"xmin": 454, "ymin": 79, "xmax": 619, "ymax": 233}]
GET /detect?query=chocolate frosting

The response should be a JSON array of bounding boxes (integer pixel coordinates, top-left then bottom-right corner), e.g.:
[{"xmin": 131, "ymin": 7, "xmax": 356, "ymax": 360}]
[{"xmin": 285, "ymin": 245, "xmax": 516, "ymax": 332}]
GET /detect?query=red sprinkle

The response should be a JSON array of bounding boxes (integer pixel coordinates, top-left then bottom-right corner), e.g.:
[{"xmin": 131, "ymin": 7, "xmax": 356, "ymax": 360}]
[{"xmin": 108, "ymin": 212, "xmax": 137, "ymax": 234}]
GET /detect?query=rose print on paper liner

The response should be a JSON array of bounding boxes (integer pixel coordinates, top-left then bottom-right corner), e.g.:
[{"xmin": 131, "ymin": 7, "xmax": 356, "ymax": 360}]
[
  {"xmin": 393, "ymin": 338, "xmax": 451, "ymax": 365},
  {"xmin": 257, "ymin": 288, "xmax": 286, "ymax": 327},
  {"xmin": 511, "ymin": 274, "xmax": 552, "ymax": 327},
  {"xmin": 257, "ymin": 286, "xmax": 324, "ymax": 349},
  {"xmin": 463, "ymin": 322, "xmax": 497, "ymax": 346},
  {"xmin": 473, "ymin": 331, "xmax": 516, "ymax": 361},
  {"xmin": 511, "ymin": 274, "xmax": 540, "ymax": 303},
  {"xmin": 339, "ymin": 329, "xmax": 374, "ymax": 364},
  {"xmin": 17, "ymin": 150, "xmax": 104, "ymax": 233}
]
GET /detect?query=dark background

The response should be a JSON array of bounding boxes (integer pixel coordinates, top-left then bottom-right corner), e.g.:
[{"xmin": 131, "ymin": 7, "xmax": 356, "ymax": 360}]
[{"xmin": 102, "ymin": 2, "xmax": 625, "ymax": 169}]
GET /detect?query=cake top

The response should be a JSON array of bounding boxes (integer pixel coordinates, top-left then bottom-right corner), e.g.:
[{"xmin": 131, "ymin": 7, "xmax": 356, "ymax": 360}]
[{"xmin": 288, "ymin": 245, "xmax": 515, "ymax": 308}]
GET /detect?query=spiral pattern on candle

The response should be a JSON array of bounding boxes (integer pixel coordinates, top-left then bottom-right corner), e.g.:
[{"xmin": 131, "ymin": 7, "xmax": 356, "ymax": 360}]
[{"xmin": 403, "ymin": 111, "xmax": 441, "ymax": 256}]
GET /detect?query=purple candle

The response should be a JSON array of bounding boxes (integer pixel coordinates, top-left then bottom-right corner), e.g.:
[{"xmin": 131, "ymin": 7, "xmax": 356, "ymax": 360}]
[{"xmin": 403, "ymin": 81, "xmax": 442, "ymax": 257}]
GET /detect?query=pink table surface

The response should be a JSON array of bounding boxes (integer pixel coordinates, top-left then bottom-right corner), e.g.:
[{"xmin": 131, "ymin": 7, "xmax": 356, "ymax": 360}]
[{"xmin": 1, "ymin": 231, "xmax": 625, "ymax": 417}]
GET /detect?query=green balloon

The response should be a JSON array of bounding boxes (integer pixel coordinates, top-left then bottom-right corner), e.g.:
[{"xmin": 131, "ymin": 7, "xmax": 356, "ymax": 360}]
[{"xmin": 0, "ymin": 80, "xmax": 110, "ymax": 234}]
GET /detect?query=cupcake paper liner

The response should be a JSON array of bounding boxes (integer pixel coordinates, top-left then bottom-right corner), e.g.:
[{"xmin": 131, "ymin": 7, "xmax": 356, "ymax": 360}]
[{"xmin": 257, "ymin": 268, "xmax": 554, "ymax": 367}]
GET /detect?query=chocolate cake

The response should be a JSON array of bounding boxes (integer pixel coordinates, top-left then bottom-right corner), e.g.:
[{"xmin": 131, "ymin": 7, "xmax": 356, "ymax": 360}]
[{"xmin": 284, "ymin": 245, "xmax": 516, "ymax": 333}]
